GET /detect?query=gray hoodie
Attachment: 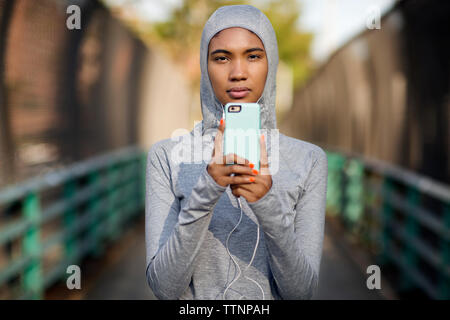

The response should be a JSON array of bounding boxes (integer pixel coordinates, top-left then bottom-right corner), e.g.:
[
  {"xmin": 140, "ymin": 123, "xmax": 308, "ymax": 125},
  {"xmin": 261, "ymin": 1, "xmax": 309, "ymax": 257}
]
[{"xmin": 145, "ymin": 5, "xmax": 328, "ymax": 300}]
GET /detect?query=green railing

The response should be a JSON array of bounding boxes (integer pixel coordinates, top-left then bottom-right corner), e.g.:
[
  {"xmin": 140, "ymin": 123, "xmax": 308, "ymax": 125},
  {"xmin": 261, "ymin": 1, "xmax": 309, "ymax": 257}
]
[
  {"xmin": 0, "ymin": 146, "xmax": 146, "ymax": 299},
  {"xmin": 326, "ymin": 150, "xmax": 450, "ymax": 299}
]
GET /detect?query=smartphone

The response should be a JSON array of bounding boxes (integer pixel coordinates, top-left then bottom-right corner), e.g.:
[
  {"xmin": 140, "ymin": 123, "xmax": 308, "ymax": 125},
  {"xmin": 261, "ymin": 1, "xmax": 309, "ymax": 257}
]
[{"xmin": 223, "ymin": 102, "xmax": 261, "ymax": 172}]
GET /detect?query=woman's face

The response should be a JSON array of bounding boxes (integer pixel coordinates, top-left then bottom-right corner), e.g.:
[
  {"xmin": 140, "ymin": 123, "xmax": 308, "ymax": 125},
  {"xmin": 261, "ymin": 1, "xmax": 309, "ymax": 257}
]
[{"xmin": 208, "ymin": 27, "xmax": 268, "ymax": 105}]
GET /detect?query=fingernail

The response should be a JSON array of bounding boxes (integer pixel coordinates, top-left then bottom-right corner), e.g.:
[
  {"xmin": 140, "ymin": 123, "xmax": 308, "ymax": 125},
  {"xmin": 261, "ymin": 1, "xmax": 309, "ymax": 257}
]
[
  {"xmin": 220, "ymin": 118, "xmax": 223, "ymax": 126},
  {"xmin": 249, "ymin": 177, "xmax": 255, "ymax": 182},
  {"xmin": 252, "ymin": 169, "xmax": 258, "ymax": 175},
  {"xmin": 261, "ymin": 134, "xmax": 265, "ymax": 142},
  {"xmin": 249, "ymin": 163, "xmax": 254, "ymax": 169}
]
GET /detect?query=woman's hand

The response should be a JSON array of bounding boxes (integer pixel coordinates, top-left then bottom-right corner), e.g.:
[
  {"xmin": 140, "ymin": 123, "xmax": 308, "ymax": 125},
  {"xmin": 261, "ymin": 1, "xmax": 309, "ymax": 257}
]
[
  {"xmin": 207, "ymin": 118, "xmax": 257, "ymax": 188},
  {"xmin": 230, "ymin": 134, "xmax": 272, "ymax": 203}
]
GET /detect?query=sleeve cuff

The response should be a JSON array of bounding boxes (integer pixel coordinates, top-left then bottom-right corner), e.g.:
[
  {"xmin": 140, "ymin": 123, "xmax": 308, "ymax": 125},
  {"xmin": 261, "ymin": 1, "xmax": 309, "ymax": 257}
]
[
  {"xmin": 178, "ymin": 164, "xmax": 227, "ymax": 225},
  {"xmin": 247, "ymin": 181, "xmax": 291, "ymax": 237},
  {"xmin": 203, "ymin": 164, "xmax": 227, "ymax": 193}
]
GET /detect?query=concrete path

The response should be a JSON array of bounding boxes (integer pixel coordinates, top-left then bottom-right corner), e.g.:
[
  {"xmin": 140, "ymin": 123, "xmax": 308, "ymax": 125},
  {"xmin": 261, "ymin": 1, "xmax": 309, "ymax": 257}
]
[{"xmin": 314, "ymin": 224, "xmax": 383, "ymax": 299}]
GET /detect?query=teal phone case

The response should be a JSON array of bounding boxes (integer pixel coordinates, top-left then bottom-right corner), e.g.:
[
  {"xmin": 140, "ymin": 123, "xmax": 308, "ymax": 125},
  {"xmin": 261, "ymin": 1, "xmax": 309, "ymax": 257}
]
[{"xmin": 224, "ymin": 103, "xmax": 261, "ymax": 172}]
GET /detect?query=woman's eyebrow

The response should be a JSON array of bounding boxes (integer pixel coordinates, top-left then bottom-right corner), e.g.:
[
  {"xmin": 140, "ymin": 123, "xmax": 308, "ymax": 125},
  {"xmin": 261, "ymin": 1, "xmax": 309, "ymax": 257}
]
[
  {"xmin": 246, "ymin": 47, "xmax": 265, "ymax": 53},
  {"xmin": 210, "ymin": 49, "xmax": 231, "ymax": 55},
  {"xmin": 210, "ymin": 47, "xmax": 265, "ymax": 56}
]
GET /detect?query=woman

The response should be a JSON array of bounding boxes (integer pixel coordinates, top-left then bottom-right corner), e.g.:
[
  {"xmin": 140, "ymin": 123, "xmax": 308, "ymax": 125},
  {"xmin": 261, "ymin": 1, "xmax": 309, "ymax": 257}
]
[{"xmin": 145, "ymin": 4, "xmax": 328, "ymax": 300}]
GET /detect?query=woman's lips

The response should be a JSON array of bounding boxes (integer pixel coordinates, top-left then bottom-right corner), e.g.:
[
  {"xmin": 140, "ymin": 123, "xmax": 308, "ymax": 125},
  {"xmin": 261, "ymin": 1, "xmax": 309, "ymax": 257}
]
[{"xmin": 227, "ymin": 87, "xmax": 250, "ymax": 99}]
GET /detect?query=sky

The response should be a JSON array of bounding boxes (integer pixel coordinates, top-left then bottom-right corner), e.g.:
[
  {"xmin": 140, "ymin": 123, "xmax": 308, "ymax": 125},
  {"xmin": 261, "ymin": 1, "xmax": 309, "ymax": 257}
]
[
  {"xmin": 105, "ymin": 0, "xmax": 396, "ymax": 62},
  {"xmin": 297, "ymin": 0, "xmax": 395, "ymax": 61}
]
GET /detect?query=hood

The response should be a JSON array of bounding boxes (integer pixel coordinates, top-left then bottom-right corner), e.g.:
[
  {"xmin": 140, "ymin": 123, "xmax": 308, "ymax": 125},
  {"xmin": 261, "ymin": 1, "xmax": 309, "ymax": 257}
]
[{"xmin": 199, "ymin": 5, "xmax": 279, "ymax": 135}]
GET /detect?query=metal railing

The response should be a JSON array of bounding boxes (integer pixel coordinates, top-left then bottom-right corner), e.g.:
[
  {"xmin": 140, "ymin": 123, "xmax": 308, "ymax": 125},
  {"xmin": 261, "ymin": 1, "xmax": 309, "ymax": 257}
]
[
  {"xmin": 2, "ymin": 144, "xmax": 448, "ymax": 299},
  {"xmin": 0, "ymin": 146, "xmax": 146, "ymax": 299},
  {"xmin": 326, "ymin": 150, "xmax": 450, "ymax": 299}
]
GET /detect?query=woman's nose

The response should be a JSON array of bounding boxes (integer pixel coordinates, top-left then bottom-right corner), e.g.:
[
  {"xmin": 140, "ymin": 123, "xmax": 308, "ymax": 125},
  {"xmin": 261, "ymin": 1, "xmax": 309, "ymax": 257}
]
[{"xmin": 229, "ymin": 59, "xmax": 248, "ymax": 81}]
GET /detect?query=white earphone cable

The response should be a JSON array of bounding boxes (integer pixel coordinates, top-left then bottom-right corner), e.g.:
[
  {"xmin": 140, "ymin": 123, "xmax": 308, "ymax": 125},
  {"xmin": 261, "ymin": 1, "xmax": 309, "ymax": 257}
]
[
  {"xmin": 222, "ymin": 196, "xmax": 243, "ymax": 300},
  {"xmin": 223, "ymin": 196, "xmax": 265, "ymax": 300}
]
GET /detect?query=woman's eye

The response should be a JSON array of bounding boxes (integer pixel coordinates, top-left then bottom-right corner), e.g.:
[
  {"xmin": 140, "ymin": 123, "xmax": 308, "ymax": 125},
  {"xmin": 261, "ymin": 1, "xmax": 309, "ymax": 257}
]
[
  {"xmin": 214, "ymin": 56, "xmax": 227, "ymax": 62},
  {"xmin": 249, "ymin": 54, "xmax": 261, "ymax": 60}
]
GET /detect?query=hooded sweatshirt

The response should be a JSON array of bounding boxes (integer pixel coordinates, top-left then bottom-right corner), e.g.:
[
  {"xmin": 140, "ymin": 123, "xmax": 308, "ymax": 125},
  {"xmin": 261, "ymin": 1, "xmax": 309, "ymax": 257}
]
[{"xmin": 145, "ymin": 5, "xmax": 328, "ymax": 300}]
